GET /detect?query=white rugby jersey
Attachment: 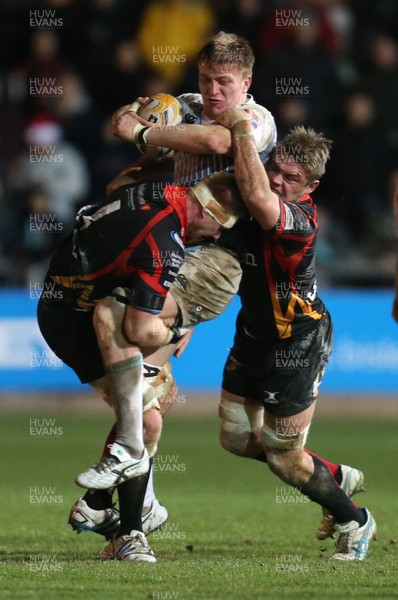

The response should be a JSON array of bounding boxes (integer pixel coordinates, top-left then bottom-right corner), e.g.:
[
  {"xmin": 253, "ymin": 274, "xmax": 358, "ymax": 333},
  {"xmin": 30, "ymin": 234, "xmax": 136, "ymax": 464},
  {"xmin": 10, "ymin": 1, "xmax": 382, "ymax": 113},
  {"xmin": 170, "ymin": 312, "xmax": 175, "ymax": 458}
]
[{"xmin": 174, "ymin": 93, "xmax": 277, "ymax": 186}]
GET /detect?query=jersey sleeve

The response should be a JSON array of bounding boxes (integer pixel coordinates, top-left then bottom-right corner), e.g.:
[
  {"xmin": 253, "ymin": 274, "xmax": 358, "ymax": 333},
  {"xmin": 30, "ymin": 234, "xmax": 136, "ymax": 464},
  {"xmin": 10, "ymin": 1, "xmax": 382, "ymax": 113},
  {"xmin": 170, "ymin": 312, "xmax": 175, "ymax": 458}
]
[
  {"xmin": 177, "ymin": 93, "xmax": 202, "ymax": 105},
  {"xmin": 273, "ymin": 198, "xmax": 317, "ymax": 239},
  {"xmin": 177, "ymin": 93, "xmax": 203, "ymax": 125},
  {"xmin": 129, "ymin": 227, "xmax": 186, "ymax": 314},
  {"xmin": 240, "ymin": 102, "xmax": 277, "ymax": 155}
]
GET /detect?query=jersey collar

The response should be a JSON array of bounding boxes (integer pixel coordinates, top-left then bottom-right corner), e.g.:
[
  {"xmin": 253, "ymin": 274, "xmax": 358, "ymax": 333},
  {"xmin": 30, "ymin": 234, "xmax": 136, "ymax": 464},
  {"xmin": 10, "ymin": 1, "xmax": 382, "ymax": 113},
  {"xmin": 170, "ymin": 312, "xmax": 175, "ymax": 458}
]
[{"xmin": 163, "ymin": 184, "xmax": 188, "ymax": 241}]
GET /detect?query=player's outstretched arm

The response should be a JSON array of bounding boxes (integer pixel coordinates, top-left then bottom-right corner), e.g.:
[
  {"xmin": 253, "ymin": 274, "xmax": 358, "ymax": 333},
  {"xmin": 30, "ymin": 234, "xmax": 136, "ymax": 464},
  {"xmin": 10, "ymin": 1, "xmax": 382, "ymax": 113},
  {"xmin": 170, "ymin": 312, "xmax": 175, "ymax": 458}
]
[
  {"xmin": 112, "ymin": 108, "xmax": 232, "ymax": 155},
  {"xmin": 216, "ymin": 108, "xmax": 280, "ymax": 230},
  {"xmin": 123, "ymin": 305, "xmax": 183, "ymax": 349}
]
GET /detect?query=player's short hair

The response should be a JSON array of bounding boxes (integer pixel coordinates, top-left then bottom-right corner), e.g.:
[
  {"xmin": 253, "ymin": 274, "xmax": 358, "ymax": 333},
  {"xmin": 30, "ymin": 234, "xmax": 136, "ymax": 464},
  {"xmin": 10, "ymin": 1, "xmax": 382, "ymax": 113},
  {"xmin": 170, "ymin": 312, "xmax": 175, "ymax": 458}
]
[
  {"xmin": 191, "ymin": 172, "xmax": 247, "ymax": 228},
  {"xmin": 204, "ymin": 171, "xmax": 248, "ymax": 219},
  {"xmin": 273, "ymin": 126, "xmax": 332, "ymax": 182},
  {"xmin": 197, "ymin": 31, "xmax": 255, "ymax": 77}
]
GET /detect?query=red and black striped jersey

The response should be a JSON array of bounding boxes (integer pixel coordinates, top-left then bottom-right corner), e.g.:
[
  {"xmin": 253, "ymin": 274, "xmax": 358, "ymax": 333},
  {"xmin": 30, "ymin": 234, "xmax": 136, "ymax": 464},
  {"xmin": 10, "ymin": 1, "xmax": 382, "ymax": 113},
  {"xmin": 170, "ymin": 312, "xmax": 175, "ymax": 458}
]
[
  {"xmin": 43, "ymin": 181, "xmax": 187, "ymax": 312},
  {"xmin": 239, "ymin": 194, "xmax": 326, "ymax": 341}
]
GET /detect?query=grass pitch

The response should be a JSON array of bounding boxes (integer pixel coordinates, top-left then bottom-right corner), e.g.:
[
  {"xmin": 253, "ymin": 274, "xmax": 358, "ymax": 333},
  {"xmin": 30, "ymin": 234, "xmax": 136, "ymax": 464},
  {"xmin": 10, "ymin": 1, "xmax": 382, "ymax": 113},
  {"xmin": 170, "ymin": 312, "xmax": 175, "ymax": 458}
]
[{"xmin": 0, "ymin": 410, "xmax": 397, "ymax": 599}]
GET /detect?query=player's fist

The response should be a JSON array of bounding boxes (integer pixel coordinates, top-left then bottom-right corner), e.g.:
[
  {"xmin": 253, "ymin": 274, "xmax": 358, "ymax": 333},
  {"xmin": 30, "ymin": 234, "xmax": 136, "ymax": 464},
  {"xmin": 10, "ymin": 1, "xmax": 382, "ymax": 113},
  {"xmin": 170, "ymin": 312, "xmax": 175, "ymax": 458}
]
[
  {"xmin": 173, "ymin": 329, "xmax": 193, "ymax": 358},
  {"xmin": 111, "ymin": 98, "xmax": 149, "ymax": 125},
  {"xmin": 111, "ymin": 111, "xmax": 152, "ymax": 142},
  {"xmin": 216, "ymin": 108, "xmax": 251, "ymax": 130}
]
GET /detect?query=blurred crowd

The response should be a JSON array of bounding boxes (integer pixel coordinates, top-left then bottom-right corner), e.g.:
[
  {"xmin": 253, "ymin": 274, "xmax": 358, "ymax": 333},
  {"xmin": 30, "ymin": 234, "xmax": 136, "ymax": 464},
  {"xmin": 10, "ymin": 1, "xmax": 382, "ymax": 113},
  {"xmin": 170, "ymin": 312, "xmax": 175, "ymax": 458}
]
[{"xmin": 1, "ymin": 0, "xmax": 397, "ymax": 287}]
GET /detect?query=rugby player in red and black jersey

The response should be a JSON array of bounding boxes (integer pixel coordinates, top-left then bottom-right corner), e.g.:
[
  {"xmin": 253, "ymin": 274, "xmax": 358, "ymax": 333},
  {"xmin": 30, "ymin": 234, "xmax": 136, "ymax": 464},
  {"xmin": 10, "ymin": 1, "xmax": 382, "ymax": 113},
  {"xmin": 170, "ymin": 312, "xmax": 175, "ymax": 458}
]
[
  {"xmin": 38, "ymin": 173, "xmax": 243, "ymax": 561},
  {"xmin": 65, "ymin": 33, "xmax": 368, "ymax": 562},
  {"xmin": 216, "ymin": 110, "xmax": 377, "ymax": 561}
]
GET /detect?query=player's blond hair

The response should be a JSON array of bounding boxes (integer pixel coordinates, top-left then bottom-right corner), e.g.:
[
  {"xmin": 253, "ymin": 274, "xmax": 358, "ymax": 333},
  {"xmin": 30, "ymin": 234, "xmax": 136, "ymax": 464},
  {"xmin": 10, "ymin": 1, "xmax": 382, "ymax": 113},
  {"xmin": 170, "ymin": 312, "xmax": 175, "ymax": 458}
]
[
  {"xmin": 197, "ymin": 31, "xmax": 255, "ymax": 77},
  {"xmin": 274, "ymin": 126, "xmax": 332, "ymax": 182}
]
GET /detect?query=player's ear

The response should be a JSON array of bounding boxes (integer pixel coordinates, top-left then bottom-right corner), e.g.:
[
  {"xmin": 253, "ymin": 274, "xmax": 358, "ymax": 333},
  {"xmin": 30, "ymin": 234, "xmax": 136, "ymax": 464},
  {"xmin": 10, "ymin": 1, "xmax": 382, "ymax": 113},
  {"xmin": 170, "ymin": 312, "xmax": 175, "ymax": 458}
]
[
  {"xmin": 243, "ymin": 75, "xmax": 252, "ymax": 93},
  {"xmin": 200, "ymin": 206, "xmax": 209, "ymax": 220},
  {"xmin": 306, "ymin": 179, "xmax": 320, "ymax": 195},
  {"xmin": 212, "ymin": 227, "xmax": 222, "ymax": 240}
]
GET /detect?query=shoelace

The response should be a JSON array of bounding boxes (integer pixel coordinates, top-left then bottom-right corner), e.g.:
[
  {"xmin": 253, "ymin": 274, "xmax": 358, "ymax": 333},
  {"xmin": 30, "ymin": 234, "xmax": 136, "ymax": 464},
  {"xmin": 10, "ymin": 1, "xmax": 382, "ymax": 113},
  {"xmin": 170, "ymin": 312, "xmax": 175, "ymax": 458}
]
[
  {"xmin": 119, "ymin": 533, "xmax": 151, "ymax": 556},
  {"xmin": 93, "ymin": 457, "xmax": 118, "ymax": 474},
  {"xmin": 135, "ymin": 533, "xmax": 150, "ymax": 549},
  {"xmin": 336, "ymin": 530, "xmax": 354, "ymax": 553}
]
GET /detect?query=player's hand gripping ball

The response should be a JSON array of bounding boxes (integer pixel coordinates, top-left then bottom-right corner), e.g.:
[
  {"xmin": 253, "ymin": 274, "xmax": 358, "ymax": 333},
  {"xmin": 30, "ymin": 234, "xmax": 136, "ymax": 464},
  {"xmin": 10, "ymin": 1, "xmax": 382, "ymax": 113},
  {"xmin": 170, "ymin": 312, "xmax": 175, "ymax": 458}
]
[{"xmin": 137, "ymin": 93, "xmax": 181, "ymax": 158}]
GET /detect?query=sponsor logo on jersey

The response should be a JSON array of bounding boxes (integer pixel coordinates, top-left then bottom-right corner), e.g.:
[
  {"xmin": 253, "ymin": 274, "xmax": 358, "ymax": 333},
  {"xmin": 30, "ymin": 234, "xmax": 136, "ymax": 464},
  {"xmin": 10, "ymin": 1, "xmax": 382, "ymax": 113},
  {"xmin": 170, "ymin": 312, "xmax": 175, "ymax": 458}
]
[
  {"xmin": 263, "ymin": 390, "xmax": 280, "ymax": 403},
  {"xmin": 283, "ymin": 204, "xmax": 295, "ymax": 230},
  {"xmin": 184, "ymin": 113, "xmax": 198, "ymax": 124},
  {"xmin": 250, "ymin": 112, "xmax": 262, "ymax": 129},
  {"xmin": 170, "ymin": 230, "xmax": 184, "ymax": 250},
  {"xmin": 243, "ymin": 252, "xmax": 259, "ymax": 267}
]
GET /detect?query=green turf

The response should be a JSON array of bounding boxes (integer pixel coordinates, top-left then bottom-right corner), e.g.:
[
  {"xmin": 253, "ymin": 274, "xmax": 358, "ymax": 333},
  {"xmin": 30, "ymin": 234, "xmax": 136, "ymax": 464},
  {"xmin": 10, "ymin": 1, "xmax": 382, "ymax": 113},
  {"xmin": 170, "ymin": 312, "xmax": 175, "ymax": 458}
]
[{"xmin": 0, "ymin": 412, "xmax": 397, "ymax": 599}]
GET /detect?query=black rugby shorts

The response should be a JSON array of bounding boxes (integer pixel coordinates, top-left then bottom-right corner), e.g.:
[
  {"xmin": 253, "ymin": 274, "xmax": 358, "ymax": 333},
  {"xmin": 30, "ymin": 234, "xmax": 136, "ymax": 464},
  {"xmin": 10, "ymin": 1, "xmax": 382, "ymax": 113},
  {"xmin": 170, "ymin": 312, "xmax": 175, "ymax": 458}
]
[
  {"xmin": 37, "ymin": 300, "xmax": 105, "ymax": 384},
  {"xmin": 222, "ymin": 311, "xmax": 333, "ymax": 417}
]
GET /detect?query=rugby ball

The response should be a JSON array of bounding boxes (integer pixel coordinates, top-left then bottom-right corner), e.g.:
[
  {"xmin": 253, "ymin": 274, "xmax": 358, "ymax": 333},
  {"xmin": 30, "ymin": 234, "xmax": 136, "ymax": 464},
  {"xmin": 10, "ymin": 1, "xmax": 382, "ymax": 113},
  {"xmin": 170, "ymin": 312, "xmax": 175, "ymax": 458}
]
[{"xmin": 137, "ymin": 93, "xmax": 181, "ymax": 158}]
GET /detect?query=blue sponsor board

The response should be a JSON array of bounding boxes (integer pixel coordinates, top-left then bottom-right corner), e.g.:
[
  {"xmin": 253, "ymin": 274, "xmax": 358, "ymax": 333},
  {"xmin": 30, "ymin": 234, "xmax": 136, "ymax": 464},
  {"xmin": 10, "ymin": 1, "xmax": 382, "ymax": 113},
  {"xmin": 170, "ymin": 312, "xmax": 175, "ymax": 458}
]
[
  {"xmin": 319, "ymin": 290, "xmax": 398, "ymax": 393},
  {"xmin": 0, "ymin": 289, "xmax": 81, "ymax": 390},
  {"xmin": 0, "ymin": 289, "xmax": 396, "ymax": 393}
]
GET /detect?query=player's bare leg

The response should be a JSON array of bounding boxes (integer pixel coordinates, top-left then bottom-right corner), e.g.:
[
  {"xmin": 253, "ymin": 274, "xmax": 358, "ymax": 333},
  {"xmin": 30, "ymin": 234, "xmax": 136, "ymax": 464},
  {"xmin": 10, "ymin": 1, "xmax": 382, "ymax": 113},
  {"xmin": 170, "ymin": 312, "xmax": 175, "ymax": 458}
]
[
  {"xmin": 219, "ymin": 390, "xmax": 367, "ymax": 543},
  {"xmin": 262, "ymin": 405, "xmax": 376, "ymax": 560},
  {"xmin": 262, "ymin": 404, "xmax": 362, "ymax": 517},
  {"xmin": 93, "ymin": 297, "xmax": 145, "ymax": 457},
  {"xmin": 69, "ymin": 353, "xmax": 176, "ymax": 538},
  {"xmin": 220, "ymin": 390, "xmax": 350, "ymax": 476},
  {"xmin": 98, "ymin": 363, "xmax": 177, "ymax": 562},
  {"xmin": 75, "ymin": 296, "xmax": 149, "ymax": 490},
  {"xmin": 140, "ymin": 348, "xmax": 180, "ymax": 532}
]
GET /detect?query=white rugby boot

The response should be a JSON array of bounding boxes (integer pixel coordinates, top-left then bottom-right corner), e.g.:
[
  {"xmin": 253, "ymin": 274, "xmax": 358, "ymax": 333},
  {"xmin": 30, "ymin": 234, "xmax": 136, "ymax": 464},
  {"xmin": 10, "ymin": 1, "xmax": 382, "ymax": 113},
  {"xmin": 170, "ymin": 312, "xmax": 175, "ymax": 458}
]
[
  {"xmin": 316, "ymin": 465, "xmax": 365, "ymax": 540},
  {"xmin": 332, "ymin": 509, "xmax": 377, "ymax": 561},
  {"xmin": 101, "ymin": 530, "xmax": 157, "ymax": 562},
  {"xmin": 75, "ymin": 443, "xmax": 149, "ymax": 490}
]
